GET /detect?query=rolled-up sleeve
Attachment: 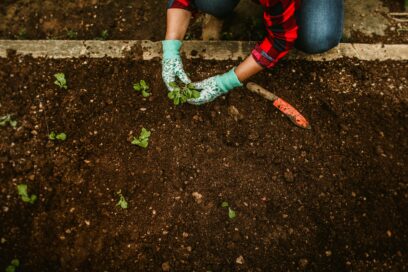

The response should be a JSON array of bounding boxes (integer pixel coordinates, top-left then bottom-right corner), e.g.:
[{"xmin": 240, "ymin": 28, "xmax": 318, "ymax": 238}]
[
  {"xmin": 252, "ymin": 0, "xmax": 300, "ymax": 69},
  {"xmin": 168, "ymin": 0, "xmax": 194, "ymax": 11}
]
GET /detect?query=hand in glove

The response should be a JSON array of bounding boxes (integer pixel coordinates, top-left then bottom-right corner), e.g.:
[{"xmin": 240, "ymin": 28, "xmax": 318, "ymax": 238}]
[
  {"xmin": 162, "ymin": 40, "xmax": 191, "ymax": 91},
  {"xmin": 188, "ymin": 68, "xmax": 242, "ymax": 105}
]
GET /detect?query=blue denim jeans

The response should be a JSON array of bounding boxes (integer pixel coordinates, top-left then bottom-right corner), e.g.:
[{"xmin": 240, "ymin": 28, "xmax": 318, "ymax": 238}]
[{"xmin": 167, "ymin": 0, "xmax": 344, "ymax": 54}]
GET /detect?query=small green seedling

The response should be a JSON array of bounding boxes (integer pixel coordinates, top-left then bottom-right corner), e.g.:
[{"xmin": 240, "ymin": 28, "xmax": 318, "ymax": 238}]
[
  {"xmin": 17, "ymin": 27, "xmax": 27, "ymax": 39},
  {"xmin": 116, "ymin": 190, "xmax": 128, "ymax": 209},
  {"xmin": 54, "ymin": 73, "xmax": 67, "ymax": 89},
  {"xmin": 0, "ymin": 114, "xmax": 17, "ymax": 128},
  {"xmin": 168, "ymin": 82, "xmax": 200, "ymax": 105},
  {"xmin": 131, "ymin": 128, "xmax": 151, "ymax": 148},
  {"xmin": 133, "ymin": 80, "xmax": 151, "ymax": 97},
  {"xmin": 17, "ymin": 184, "xmax": 37, "ymax": 204},
  {"xmin": 49, "ymin": 132, "xmax": 67, "ymax": 141},
  {"xmin": 98, "ymin": 29, "xmax": 109, "ymax": 40},
  {"xmin": 66, "ymin": 29, "xmax": 78, "ymax": 39},
  {"xmin": 221, "ymin": 202, "xmax": 236, "ymax": 219},
  {"xmin": 6, "ymin": 259, "xmax": 20, "ymax": 272}
]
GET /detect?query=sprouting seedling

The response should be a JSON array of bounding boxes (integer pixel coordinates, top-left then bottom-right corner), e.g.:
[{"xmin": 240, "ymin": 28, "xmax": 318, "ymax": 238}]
[
  {"xmin": 5, "ymin": 259, "xmax": 20, "ymax": 272},
  {"xmin": 66, "ymin": 29, "xmax": 78, "ymax": 39},
  {"xmin": 0, "ymin": 114, "xmax": 17, "ymax": 128},
  {"xmin": 97, "ymin": 29, "xmax": 109, "ymax": 40},
  {"xmin": 49, "ymin": 132, "xmax": 67, "ymax": 141},
  {"xmin": 116, "ymin": 190, "xmax": 128, "ymax": 209},
  {"xmin": 54, "ymin": 73, "xmax": 67, "ymax": 89},
  {"xmin": 221, "ymin": 202, "xmax": 236, "ymax": 219},
  {"xmin": 17, "ymin": 184, "xmax": 37, "ymax": 204},
  {"xmin": 131, "ymin": 128, "xmax": 151, "ymax": 148},
  {"xmin": 168, "ymin": 82, "xmax": 200, "ymax": 105},
  {"xmin": 133, "ymin": 80, "xmax": 151, "ymax": 97}
]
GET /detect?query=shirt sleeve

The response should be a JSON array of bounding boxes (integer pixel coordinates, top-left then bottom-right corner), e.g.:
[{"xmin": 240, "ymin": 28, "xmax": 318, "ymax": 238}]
[
  {"xmin": 252, "ymin": 0, "xmax": 299, "ymax": 69},
  {"xmin": 168, "ymin": 0, "xmax": 194, "ymax": 12}
]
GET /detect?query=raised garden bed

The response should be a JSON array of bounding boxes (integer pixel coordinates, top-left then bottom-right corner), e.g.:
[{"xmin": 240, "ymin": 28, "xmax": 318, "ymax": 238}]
[{"xmin": 0, "ymin": 54, "xmax": 407, "ymax": 271}]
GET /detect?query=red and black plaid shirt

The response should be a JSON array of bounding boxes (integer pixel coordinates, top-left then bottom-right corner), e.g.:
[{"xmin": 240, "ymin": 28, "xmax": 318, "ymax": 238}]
[{"xmin": 168, "ymin": 0, "xmax": 300, "ymax": 69}]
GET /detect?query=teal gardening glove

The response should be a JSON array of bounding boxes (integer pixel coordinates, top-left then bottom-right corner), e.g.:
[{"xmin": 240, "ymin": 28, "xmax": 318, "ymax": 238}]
[
  {"xmin": 188, "ymin": 68, "xmax": 243, "ymax": 105},
  {"xmin": 162, "ymin": 40, "xmax": 191, "ymax": 91}
]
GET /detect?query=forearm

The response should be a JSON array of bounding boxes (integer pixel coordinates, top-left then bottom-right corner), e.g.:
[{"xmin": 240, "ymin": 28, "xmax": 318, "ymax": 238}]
[
  {"xmin": 234, "ymin": 55, "xmax": 264, "ymax": 82},
  {"xmin": 165, "ymin": 9, "xmax": 192, "ymax": 40}
]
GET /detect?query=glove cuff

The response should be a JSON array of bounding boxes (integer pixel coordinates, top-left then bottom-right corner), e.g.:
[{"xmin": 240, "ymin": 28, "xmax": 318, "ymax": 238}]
[
  {"xmin": 162, "ymin": 40, "xmax": 182, "ymax": 59},
  {"xmin": 216, "ymin": 68, "xmax": 243, "ymax": 93}
]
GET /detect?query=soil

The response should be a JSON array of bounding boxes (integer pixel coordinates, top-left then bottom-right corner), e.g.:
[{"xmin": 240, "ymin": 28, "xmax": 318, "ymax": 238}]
[
  {"xmin": 0, "ymin": 0, "xmax": 406, "ymax": 43},
  {"xmin": 0, "ymin": 54, "xmax": 407, "ymax": 271}
]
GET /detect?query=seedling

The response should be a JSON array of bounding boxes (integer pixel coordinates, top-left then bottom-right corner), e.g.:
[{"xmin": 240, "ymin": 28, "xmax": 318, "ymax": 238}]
[
  {"xmin": 221, "ymin": 202, "xmax": 236, "ymax": 219},
  {"xmin": 97, "ymin": 29, "xmax": 109, "ymax": 40},
  {"xmin": 0, "ymin": 114, "xmax": 17, "ymax": 128},
  {"xmin": 6, "ymin": 259, "xmax": 20, "ymax": 272},
  {"xmin": 17, "ymin": 27, "xmax": 27, "ymax": 39},
  {"xmin": 131, "ymin": 128, "xmax": 151, "ymax": 148},
  {"xmin": 66, "ymin": 29, "xmax": 78, "ymax": 39},
  {"xmin": 49, "ymin": 132, "xmax": 67, "ymax": 141},
  {"xmin": 168, "ymin": 82, "xmax": 200, "ymax": 105},
  {"xmin": 133, "ymin": 80, "xmax": 151, "ymax": 97},
  {"xmin": 116, "ymin": 190, "xmax": 128, "ymax": 209},
  {"xmin": 17, "ymin": 184, "xmax": 37, "ymax": 204},
  {"xmin": 54, "ymin": 73, "xmax": 67, "ymax": 89}
]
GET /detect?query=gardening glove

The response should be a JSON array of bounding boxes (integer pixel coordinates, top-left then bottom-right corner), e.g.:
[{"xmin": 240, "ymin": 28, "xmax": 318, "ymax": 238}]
[
  {"xmin": 162, "ymin": 40, "xmax": 191, "ymax": 91},
  {"xmin": 188, "ymin": 68, "xmax": 242, "ymax": 105}
]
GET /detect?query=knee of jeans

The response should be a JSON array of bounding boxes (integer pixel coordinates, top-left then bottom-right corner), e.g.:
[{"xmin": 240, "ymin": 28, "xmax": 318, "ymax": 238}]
[
  {"xmin": 298, "ymin": 31, "xmax": 341, "ymax": 54},
  {"xmin": 195, "ymin": 0, "xmax": 239, "ymax": 18}
]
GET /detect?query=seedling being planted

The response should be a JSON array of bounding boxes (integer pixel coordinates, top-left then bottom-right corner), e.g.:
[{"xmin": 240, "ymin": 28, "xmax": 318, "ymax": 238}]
[
  {"xmin": 131, "ymin": 128, "xmax": 151, "ymax": 148},
  {"xmin": 116, "ymin": 190, "xmax": 128, "ymax": 209},
  {"xmin": 168, "ymin": 82, "xmax": 200, "ymax": 105},
  {"xmin": 0, "ymin": 114, "xmax": 17, "ymax": 128},
  {"xmin": 133, "ymin": 80, "xmax": 151, "ymax": 97},
  {"xmin": 221, "ymin": 202, "xmax": 237, "ymax": 219},
  {"xmin": 5, "ymin": 259, "xmax": 20, "ymax": 272},
  {"xmin": 49, "ymin": 132, "xmax": 67, "ymax": 141},
  {"xmin": 17, "ymin": 184, "xmax": 37, "ymax": 204},
  {"xmin": 54, "ymin": 73, "xmax": 67, "ymax": 89}
]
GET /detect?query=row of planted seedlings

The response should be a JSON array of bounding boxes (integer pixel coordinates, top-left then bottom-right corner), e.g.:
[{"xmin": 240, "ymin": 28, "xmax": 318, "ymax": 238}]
[{"xmin": 1, "ymin": 71, "xmax": 238, "ymax": 269}]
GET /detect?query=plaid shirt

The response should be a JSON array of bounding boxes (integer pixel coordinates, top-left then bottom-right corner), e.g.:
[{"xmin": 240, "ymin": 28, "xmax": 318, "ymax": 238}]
[{"xmin": 168, "ymin": 0, "xmax": 300, "ymax": 69}]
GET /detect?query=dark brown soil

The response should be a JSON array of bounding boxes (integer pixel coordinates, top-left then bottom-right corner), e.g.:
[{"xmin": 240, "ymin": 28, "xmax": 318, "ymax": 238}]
[
  {"xmin": 0, "ymin": 55, "xmax": 407, "ymax": 271},
  {"xmin": 0, "ymin": 0, "xmax": 406, "ymax": 43}
]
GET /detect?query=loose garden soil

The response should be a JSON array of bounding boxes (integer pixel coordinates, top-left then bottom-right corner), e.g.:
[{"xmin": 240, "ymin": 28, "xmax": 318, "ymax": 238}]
[{"xmin": 0, "ymin": 54, "xmax": 407, "ymax": 271}]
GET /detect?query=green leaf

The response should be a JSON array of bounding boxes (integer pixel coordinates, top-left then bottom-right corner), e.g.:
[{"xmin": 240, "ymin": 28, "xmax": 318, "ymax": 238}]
[
  {"xmin": 221, "ymin": 202, "xmax": 229, "ymax": 208},
  {"xmin": 174, "ymin": 97, "xmax": 180, "ymax": 105},
  {"xmin": 169, "ymin": 82, "xmax": 178, "ymax": 88},
  {"xmin": 49, "ymin": 132, "xmax": 56, "ymax": 140},
  {"xmin": 17, "ymin": 184, "xmax": 36, "ymax": 204},
  {"xmin": 168, "ymin": 91, "xmax": 175, "ymax": 99},
  {"xmin": 142, "ymin": 90, "xmax": 150, "ymax": 97},
  {"xmin": 11, "ymin": 259, "xmax": 19, "ymax": 267},
  {"xmin": 54, "ymin": 73, "xmax": 67, "ymax": 89},
  {"xmin": 192, "ymin": 90, "xmax": 201, "ymax": 99},
  {"xmin": 131, "ymin": 128, "xmax": 150, "ymax": 148},
  {"xmin": 29, "ymin": 195, "xmax": 37, "ymax": 204},
  {"xmin": 17, "ymin": 184, "xmax": 28, "ymax": 197},
  {"xmin": 140, "ymin": 80, "xmax": 148, "ymax": 89},
  {"xmin": 228, "ymin": 207, "xmax": 236, "ymax": 219},
  {"xmin": 116, "ymin": 192, "xmax": 128, "ymax": 209},
  {"xmin": 187, "ymin": 83, "xmax": 195, "ymax": 89},
  {"xmin": 133, "ymin": 83, "xmax": 141, "ymax": 91},
  {"xmin": 56, "ymin": 133, "xmax": 67, "ymax": 141},
  {"xmin": 9, "ymin": 120, "xmax": 17, "ymax": 128}
]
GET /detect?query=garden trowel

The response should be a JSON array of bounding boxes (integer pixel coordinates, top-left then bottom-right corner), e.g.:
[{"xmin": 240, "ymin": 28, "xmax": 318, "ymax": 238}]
[{"xmin": 246, "ymin": 82, "xmax": 311, "ymax": 129}]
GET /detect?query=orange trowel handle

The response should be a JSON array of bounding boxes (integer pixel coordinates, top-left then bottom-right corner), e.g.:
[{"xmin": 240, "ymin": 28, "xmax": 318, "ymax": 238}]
[{"xmin": 246, "ymin": 82, "xmax": 311, "ymax": 129}]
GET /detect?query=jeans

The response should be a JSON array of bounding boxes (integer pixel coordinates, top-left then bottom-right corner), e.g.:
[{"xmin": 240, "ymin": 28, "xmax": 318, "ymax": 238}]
[{"xmin": 167, "ymin": 0, "xmax": 344, "ymax": 54}]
